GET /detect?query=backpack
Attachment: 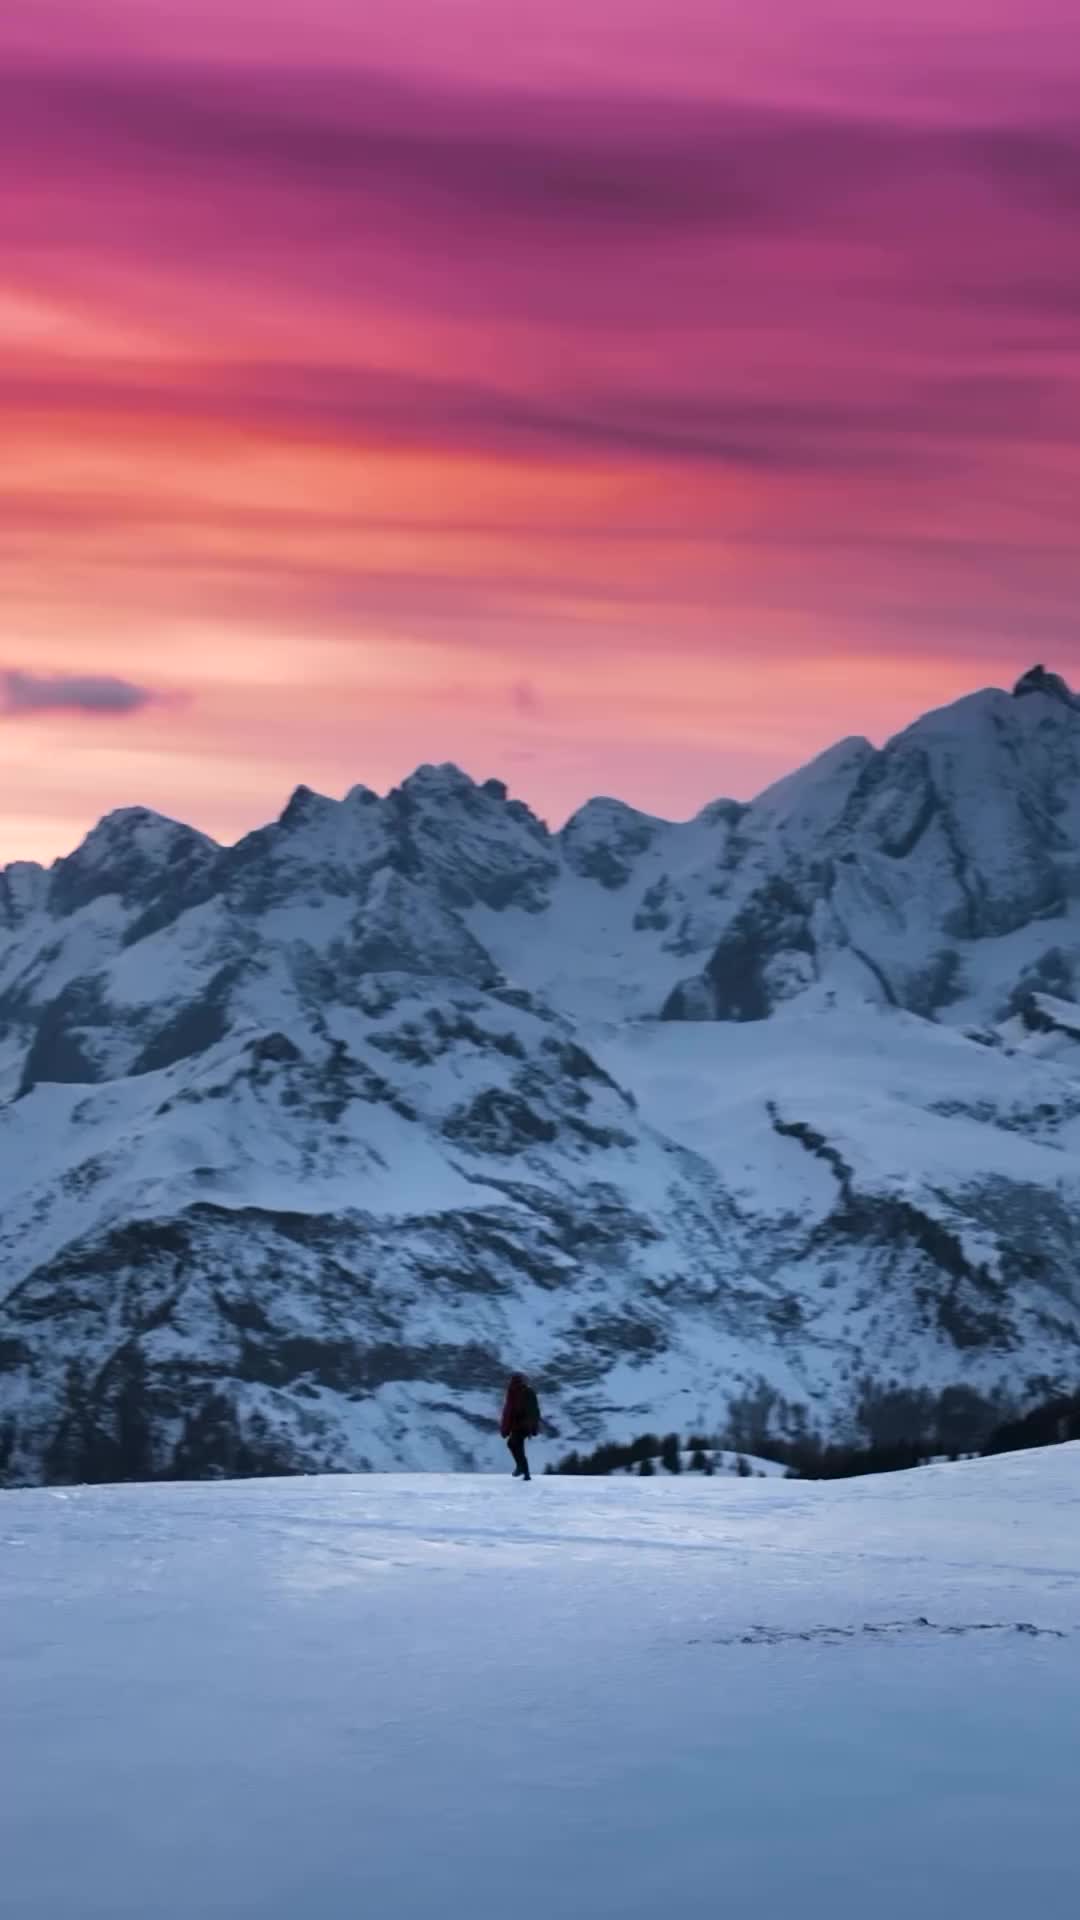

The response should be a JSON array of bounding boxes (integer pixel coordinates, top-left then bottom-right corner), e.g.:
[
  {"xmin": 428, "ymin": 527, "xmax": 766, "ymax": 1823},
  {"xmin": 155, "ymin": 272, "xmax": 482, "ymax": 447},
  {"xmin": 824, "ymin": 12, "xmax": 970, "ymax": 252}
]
[{"xmin": 521, "ymin": 1384, "xmax": 541, "ymax": 1436}]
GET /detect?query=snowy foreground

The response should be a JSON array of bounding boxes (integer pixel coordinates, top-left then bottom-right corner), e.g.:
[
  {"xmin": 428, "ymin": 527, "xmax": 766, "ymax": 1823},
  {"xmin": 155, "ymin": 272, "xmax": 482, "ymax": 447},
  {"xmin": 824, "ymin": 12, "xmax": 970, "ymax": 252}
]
[{"xmin": 4, "ymin": 1451, "xmax": 1079, "ymax": 1919}]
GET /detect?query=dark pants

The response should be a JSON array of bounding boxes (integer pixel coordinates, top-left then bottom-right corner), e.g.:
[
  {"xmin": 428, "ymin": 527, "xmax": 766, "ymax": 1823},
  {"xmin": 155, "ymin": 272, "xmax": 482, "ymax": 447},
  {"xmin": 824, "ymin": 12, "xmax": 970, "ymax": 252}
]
[{"xmin": 507, "ymin": 1431, "xmax": 531, "ymax": 1479}]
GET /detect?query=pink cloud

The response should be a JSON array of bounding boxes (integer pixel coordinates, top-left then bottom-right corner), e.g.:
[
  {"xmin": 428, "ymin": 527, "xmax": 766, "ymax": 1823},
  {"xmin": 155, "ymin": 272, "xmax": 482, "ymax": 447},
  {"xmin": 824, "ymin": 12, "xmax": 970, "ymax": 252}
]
[{"xmin": 1, "ymin": 6, "xmax": 1079, "ymax": 862}]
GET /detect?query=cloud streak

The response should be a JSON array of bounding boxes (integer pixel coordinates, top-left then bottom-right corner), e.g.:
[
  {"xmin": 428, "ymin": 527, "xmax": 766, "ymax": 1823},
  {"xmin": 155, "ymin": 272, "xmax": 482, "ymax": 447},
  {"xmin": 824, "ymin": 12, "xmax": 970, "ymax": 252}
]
[
  {"xmin": 10, "ymin": 58, "xmax": 1080, "ymax": 235},
  {"xmin": 1, "ymin": 6, "xmax": 1079, "ymax": 862},
  {"xmin": 3, "ymin": 358, "xmax": 1076, "ymax": 484},
  {"xmin": 2, "ymin": 670, "xmax": 164, "ymax": 718}
]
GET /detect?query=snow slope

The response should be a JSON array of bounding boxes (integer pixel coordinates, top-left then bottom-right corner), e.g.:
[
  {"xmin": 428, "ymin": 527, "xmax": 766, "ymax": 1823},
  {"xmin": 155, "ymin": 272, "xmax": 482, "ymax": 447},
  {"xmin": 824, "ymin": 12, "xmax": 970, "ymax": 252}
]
[
  {"xmin": 3, "ymin": 1449, "xmax": 1079, "ymax": 1919},
  {"xmin": 6, "ymin": 668, "xmax": 1080, "ymax": 1481}
]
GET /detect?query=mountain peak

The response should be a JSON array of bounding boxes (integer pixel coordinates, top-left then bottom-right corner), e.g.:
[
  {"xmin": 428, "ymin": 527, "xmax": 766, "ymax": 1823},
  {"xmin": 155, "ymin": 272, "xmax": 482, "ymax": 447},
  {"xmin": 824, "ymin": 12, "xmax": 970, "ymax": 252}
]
[
  {"xmin": 278, "ymin": 784, "xmax": 336, "ymax": 830},
  {"xmin": 344, "ymin": 783, "xmax": 380, "ymax": 810},
  {"xmin": 45, "ymin": 806, "xmax": 218, "ymax": 920},
  {"xmin": 561, "ymin": 797, "xmax": 669, "ymax": 889},
  {"xmin": 55, "ymin": 805, "xmax": 214, "ymax": 877},
  {"xmin": 10, "ymin": 663, "xmax": 1080, "ymax": 1489},
  {"xmin": 399, "ymin": 762, "xmax": 478, "ymax": 800},
  {"xmin": 752, "ymin": 735, "xmax": 874, "ymax": 815},
  {"xmin": 0, "ymin": 859, "xmax": 48, "ymax": 930},
  {"xmin": 79, "ymin": 804, "xmax": 192, "ymax": 846},
  {"xmin": 1012, "ymin": 664, "xmax": 1080, "ymax": 709}
]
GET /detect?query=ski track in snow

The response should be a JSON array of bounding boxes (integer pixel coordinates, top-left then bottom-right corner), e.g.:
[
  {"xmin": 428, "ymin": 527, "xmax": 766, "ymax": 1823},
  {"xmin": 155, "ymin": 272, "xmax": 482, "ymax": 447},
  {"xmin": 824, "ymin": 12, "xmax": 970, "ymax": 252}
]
[{"xmin": 3, "ymin": 1449, "xmax": 1080, "ymax": 1919}]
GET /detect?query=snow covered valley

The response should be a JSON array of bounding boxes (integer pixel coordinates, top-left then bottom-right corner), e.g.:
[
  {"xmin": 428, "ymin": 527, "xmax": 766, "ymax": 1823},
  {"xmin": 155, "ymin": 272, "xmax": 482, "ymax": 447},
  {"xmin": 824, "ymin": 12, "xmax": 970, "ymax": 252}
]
[{"xmin": 3, "ymin": 1448, "xmax": 1079, "ymax": 1918}]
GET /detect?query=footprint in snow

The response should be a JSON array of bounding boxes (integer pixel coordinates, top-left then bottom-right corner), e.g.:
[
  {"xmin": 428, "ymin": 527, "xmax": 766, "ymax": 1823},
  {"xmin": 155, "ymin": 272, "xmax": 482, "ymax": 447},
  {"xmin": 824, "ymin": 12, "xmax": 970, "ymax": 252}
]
[{"xmin": 690, "ymin": 1617, "xmax": 1069, "ymax": 1647}]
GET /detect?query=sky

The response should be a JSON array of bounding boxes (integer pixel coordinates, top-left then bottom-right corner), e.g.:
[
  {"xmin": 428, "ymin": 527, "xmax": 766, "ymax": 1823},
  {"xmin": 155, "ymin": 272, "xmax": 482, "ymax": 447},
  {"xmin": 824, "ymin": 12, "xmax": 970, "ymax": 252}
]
[{"xmin": 3, "ymin": 1, "xmax": 1080, "ymax": 864}]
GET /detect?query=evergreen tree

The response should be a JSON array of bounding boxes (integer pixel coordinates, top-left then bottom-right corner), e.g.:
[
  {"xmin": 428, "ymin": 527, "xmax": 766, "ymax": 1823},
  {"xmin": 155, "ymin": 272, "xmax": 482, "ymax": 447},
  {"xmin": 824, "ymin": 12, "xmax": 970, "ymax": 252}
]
[
  {"xmin": 0, "ymin": 1414, "xmax": 16, "ymax": 1482},
  {"xmin": 115, "ymin": 1342, "xmax": 152, "ymax": 1481},
  {"xmin": 47, "ymin": 1359, "xmax": 109, "ymax": 1484},
  {"xmin": 660, "ymin": 1433, "xmax": 682, "ymax": 1474}
]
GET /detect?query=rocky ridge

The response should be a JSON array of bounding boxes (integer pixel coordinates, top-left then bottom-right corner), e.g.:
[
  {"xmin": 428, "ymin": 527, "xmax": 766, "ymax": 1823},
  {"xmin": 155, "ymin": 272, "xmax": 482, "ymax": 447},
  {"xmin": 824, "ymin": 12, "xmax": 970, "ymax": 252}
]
[{"xmin": 4, "ymin": 669, "xmax": 1080, "ymax": 1482}]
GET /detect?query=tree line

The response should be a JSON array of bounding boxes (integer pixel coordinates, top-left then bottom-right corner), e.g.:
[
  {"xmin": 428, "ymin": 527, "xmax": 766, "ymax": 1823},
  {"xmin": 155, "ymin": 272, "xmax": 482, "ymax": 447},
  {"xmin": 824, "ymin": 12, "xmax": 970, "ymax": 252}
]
[{"xmin": 547, "ymin": 1391, "xmax": 1080, "ymax": 1481}]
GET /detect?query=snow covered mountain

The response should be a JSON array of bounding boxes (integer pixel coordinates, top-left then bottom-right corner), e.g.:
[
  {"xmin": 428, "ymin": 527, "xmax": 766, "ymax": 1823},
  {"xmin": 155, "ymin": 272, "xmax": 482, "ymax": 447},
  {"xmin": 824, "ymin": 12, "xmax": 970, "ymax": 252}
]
[{"xmin": 4, "ymin": 665, "xmax": 1080, "ymax": 1484}]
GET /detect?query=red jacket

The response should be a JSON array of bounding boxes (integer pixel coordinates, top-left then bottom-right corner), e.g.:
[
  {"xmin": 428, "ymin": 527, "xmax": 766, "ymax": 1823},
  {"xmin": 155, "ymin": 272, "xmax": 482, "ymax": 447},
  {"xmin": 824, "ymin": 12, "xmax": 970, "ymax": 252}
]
[{"xmin": 500, "ymin": 1374, "xmax": 537, "ymax": 1438}]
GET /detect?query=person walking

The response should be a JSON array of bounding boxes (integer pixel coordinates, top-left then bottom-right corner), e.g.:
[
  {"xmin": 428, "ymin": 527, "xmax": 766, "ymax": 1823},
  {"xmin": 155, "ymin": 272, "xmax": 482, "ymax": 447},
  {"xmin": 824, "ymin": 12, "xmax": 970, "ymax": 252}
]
[{"xmin": 500, "ymin": 1372, "xmax": 540, "ymax": 1481}]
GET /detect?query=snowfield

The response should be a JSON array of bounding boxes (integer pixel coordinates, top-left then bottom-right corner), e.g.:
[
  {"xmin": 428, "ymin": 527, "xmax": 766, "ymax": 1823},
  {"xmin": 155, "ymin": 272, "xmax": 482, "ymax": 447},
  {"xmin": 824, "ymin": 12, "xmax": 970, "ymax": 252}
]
[{"xmin": 4, "ymin": 1448, "xmax": 1079, "ymax": 1918}]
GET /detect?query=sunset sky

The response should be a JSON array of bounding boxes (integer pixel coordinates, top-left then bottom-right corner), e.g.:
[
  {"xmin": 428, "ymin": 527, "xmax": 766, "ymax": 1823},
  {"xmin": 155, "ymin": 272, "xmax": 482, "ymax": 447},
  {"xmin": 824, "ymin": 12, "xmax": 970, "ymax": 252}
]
[{"xmin": 3, "ymin": 1, "xmax": 1080, "ymax": 863}]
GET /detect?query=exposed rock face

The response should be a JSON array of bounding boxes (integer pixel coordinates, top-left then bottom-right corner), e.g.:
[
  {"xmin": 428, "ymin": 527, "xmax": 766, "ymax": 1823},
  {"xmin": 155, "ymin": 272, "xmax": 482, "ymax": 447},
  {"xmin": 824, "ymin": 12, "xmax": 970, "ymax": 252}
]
[
  {"xmin": 1013, "ymin": 664, "xmax": 1080, "ymax": 709},
  {"xmin": 5, "ymin": 672, "xmax": 1080, "ymax": 1484},
  {"xmin": 561, "ymin": 799, "xmax": 668, "ymax": 890},
  {"xmin": 652, "ymin": 674, "xmax": 1080, "ymax": 1021}
]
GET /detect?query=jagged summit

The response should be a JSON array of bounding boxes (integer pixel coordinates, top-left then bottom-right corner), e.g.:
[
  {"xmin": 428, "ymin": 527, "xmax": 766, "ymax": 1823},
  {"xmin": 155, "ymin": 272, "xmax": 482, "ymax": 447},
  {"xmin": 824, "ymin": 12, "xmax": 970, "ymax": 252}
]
[
  {"xmin": 1012, "ymin": 663, "xmax": 1080, "ymax": 708},
  {"xmin": 61, "ymin": 803, "xmax": 214, "ymax": 857},
  {"xmin": 45, "ymin": 807, "xmax": 219, "ymax": 919},
  {"xmin": 7, "ymin": 666, "xmax": 1080, "ymax": 1017},
  {"xmin": 277, "ymin": 783, "xmax": 335, "ymax": 829},
  {"xmin": 397, "ymin": 760, "xmax": 478, "ymax": 798},
  {"xmin": 6, "ymin": 668, "xmax": 1080, "ymax": 1483},
  {"xmin": 12, "ymin": 668, "xmax": 1080, "ymax": 894}
]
